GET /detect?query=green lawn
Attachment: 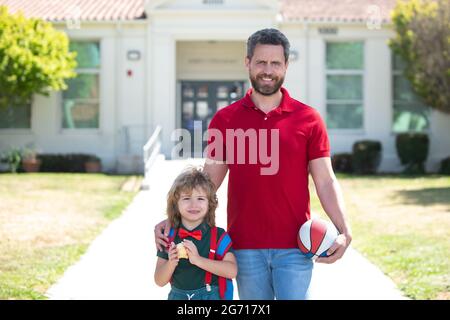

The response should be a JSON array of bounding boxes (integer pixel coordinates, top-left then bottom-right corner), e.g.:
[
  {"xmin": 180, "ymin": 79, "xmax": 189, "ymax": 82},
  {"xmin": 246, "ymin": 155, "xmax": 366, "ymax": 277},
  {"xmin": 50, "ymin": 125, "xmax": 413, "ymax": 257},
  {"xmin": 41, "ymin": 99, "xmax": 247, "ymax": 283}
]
[
  {"xmin": 0, "ymin": 173, "xmax": 139, "ymax": 300},
  {"xmin": 311, "ymin": 174, "xmax": 450, "ymax": 300},
  {"xmin": 1, "ymin": 173, "xmax": 448, "ymax": 300}
]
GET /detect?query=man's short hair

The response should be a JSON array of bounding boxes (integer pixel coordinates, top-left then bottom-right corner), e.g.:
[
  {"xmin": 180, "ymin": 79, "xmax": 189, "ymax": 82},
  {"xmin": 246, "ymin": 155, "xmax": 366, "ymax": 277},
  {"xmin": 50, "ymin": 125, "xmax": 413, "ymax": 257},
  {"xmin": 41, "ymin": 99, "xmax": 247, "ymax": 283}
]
[{"xmin": 247, "ymin": 28, "xmax": 290, "ymax": 62}]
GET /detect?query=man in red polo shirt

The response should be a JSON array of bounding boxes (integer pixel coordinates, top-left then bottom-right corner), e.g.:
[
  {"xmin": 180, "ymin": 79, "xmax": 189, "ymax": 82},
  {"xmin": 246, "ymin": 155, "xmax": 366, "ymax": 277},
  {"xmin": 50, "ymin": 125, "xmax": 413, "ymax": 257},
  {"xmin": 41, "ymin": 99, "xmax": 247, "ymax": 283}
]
[{"xmin": 155, "ymin": 28, "xmax": 352, "ymax": 300}]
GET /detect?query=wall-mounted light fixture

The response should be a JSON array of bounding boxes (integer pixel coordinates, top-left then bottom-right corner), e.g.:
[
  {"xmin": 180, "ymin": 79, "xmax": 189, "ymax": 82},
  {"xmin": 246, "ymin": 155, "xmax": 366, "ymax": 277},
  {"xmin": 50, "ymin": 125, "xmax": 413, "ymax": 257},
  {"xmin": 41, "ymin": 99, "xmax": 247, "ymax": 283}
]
[
  {"xmin": 289, "ymin": 50, "xmax": 299, "ymax": 62},
  {"xmin": 127, "ymin": 50, "xmax": 141, "ymax": 61}
]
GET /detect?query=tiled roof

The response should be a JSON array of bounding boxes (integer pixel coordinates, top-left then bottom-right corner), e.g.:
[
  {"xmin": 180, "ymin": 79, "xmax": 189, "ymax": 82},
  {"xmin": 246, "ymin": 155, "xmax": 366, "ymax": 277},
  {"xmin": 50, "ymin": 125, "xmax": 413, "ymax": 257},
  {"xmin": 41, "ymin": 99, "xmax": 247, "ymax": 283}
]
[
  {"xmin": 0, "ymin": 0, "xmax": 398, "ymax": 23},
  {"xmin": 280, "ymin": 0, "xmax": 397, "ymax": 23},
  {"xmin": 0, "ymin": 0, "xmax": 146, "ymax": 21}
]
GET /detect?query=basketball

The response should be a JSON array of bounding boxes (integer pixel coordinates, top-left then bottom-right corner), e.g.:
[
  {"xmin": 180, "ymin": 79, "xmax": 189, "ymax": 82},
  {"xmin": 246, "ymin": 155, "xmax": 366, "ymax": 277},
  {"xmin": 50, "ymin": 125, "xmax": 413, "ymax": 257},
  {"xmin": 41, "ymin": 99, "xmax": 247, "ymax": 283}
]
[{"xmin": 297, "ymin": 218, "xmax": 339, "ymax": 259}]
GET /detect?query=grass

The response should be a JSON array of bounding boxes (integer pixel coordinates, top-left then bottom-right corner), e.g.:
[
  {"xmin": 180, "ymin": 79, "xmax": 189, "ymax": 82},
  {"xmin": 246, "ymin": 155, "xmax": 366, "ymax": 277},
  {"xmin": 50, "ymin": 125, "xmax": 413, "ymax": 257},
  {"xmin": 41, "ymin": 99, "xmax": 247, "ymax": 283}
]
[
  {"xmin": 2, "ymin": 173, "xmax": 448, "ymax": 300},
  {"xmin": 0, "ymin": 173, "xmax": 140, "ymax": 300},
  {"xmin": 310, "ymin": 174, "xmax": 450, "ymax": 300}
]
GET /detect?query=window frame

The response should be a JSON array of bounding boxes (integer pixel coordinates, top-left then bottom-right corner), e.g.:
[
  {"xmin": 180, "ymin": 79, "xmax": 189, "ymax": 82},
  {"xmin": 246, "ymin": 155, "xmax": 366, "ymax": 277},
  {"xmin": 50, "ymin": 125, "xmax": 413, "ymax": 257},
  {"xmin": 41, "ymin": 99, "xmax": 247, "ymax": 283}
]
[
  {"xmin": 391, "ymin": 54, "xmax": 430, "ymax": 134},
  {"xmin": 324, "ymin": 40, "xmax": 365, "ymax": 133},
  {"xmin": 0, "ymin": 101, "xmax": 33, "ymax": 132},
  {"xmin": 60, "ymin": 40, "xmax": 101, "ymax": 133}
]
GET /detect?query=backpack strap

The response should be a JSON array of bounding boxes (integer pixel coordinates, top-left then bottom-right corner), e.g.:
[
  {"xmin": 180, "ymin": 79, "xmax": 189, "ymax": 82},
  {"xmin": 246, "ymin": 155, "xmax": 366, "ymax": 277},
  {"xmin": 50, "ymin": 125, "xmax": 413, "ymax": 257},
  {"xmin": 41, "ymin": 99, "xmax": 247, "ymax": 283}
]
[
  {"xmin": 204, "ymin": 226, "xmax": 218, "ymax": 291},
  {"xmin": 216, "ymin": 232, "xmax": 232, "ymax": 259},
  {"xmin": 204, "ymin": 227, "xmax": 234, "ymax": 300},
  {"xmin": 166, "ymin": 227, "xmax": 176, "ymax": 249},
  {"xmin": 215, "ymin": 232, "xmax": 233, "ymax": 300}
]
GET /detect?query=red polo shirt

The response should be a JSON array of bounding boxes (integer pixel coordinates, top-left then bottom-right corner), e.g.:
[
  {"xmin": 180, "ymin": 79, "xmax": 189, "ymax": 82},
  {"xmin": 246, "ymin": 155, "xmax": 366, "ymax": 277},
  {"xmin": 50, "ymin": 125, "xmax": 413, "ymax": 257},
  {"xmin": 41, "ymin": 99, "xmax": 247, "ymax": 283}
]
[{"xmin": 207, "ymin": 87, "xmax": 330, "ymax": 249}]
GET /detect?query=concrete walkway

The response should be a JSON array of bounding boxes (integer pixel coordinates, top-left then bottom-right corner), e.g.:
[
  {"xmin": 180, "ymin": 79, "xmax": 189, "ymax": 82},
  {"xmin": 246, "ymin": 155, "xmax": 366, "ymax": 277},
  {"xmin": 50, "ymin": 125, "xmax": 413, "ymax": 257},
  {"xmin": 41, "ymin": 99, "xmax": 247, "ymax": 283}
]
[{"xmin": 46, "ymin": 157, "xmax": 407, "ymax": 300}]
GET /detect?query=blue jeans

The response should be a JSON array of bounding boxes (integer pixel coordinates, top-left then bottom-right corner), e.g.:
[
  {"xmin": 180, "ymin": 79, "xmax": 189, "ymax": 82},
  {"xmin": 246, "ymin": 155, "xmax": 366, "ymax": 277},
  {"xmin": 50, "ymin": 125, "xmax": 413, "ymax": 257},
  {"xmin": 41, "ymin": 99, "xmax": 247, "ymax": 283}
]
[
  {"xmin": 168, "ymin": 285, "xmax": 221, "ymax": 300},
  {"xmin": 234, "ymin": 249, "xmax": 313, "ymax": 300}
]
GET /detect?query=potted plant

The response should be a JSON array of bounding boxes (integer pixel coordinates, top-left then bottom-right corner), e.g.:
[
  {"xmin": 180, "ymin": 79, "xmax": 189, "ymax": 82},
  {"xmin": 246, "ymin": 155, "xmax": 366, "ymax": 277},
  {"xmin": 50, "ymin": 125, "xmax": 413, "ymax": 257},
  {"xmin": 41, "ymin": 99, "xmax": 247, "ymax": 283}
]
[
  {"xmin": 1, "ymin": 148, "xmax": 22, "ymax": 173},
  {"xmin": 22, "ymin": 148, "xmax": 41, "ymax": 173},
  {"xmin": 84, "ymin": 155, "xmax": 102, "ymax": 173}
]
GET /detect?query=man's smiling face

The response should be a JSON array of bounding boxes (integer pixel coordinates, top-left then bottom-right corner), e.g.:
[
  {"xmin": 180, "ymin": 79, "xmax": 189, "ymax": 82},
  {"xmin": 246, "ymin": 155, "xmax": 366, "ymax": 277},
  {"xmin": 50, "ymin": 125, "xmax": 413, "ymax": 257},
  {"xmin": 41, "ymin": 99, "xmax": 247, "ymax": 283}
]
[{"xmin": 246, "ymin": 44, "xmax": 288, "ymax": 96}]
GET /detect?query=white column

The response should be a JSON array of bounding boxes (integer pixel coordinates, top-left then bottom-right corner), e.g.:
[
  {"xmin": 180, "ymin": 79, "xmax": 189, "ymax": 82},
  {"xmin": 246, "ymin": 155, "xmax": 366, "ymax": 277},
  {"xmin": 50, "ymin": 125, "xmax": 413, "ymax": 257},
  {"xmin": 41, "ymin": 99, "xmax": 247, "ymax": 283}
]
[
  {"xmin": 364, "ymin": 37, "xmax": 398, "ymax": 171},
  {"xmin": 150, "ymin": 32, "xmax": 176, "ymax": 157}
]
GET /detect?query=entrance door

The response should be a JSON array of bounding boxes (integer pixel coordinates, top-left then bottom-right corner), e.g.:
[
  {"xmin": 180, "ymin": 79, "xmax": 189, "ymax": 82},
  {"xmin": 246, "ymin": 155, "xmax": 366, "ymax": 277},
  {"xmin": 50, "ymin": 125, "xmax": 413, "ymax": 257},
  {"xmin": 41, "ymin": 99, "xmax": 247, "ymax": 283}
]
[{"xmin": 180, "ymin": 81, "xmax": 245, "ymax": 157}]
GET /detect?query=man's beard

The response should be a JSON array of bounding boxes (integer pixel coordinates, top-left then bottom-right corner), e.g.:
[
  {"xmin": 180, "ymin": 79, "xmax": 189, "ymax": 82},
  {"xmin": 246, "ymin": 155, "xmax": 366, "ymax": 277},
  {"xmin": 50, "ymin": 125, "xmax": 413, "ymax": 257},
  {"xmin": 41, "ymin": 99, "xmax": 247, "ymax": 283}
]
[{"xmin": 250, "ymin": 73, "xmax": 285, "ymax": 96}]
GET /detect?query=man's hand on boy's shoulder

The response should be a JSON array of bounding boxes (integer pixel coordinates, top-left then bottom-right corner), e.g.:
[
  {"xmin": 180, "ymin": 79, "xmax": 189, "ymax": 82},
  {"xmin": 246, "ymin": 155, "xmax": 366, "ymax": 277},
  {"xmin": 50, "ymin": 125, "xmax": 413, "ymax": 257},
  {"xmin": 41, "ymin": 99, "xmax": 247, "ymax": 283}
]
[{"xmin": 154, "ymin": 219, "xmax": 170, "ymax": 251}]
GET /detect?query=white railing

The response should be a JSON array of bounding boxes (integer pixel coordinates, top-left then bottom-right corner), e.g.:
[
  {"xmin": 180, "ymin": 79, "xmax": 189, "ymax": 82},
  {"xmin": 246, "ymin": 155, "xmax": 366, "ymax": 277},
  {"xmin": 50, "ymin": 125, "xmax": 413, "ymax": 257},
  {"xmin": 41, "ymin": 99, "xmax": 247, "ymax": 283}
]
[{"xmin": 143, "ymin": 125, "xmax": 162, "ymax": 181}]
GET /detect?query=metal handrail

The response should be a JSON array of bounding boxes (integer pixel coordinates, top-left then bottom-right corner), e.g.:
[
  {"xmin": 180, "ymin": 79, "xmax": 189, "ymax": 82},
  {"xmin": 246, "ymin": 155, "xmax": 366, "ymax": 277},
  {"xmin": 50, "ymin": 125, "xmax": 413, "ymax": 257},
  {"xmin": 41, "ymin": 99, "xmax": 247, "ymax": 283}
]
[{"xmin": 143, "ymin": 125, "xmax": 162, "ymax": 176}]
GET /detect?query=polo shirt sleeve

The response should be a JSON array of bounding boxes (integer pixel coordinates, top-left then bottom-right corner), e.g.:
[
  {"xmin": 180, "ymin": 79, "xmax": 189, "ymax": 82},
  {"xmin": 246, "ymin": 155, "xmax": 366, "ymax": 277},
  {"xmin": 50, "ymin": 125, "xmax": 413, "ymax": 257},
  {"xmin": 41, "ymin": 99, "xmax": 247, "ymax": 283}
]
[
  {"xmin": 308, "ymin": 110, "xmax": 330, "ymax": 161},
  {"xmin": 206, "ymin": 112, "xmax": 227, "ymax": 162}
]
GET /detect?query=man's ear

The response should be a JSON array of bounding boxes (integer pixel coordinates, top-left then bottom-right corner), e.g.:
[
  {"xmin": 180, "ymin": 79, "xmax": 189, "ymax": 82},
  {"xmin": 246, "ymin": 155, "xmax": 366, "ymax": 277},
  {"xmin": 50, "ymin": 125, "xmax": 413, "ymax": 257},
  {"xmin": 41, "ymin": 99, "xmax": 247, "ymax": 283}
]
[{"xmin": 245, "ymin": 56, "xmax": 250, "ymax": 69}]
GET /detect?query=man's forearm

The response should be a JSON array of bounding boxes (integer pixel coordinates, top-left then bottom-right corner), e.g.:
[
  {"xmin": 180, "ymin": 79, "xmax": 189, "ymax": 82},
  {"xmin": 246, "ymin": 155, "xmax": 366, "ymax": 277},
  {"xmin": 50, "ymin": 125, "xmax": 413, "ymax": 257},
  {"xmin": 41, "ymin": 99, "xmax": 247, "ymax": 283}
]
[
  {"xmin": 315, "ymin": 177, "xmax": 352, "ymax": 241},
  {"xmin": 203, "ymin": 160, "xmax": 228, "ymax": 191}
]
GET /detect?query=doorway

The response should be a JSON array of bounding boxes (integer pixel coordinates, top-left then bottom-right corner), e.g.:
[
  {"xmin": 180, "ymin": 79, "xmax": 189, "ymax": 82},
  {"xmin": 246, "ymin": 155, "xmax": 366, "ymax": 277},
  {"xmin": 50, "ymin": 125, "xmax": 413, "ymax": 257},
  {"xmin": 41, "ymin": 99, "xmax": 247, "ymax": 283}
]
[{"xmin": 180, "ymin": 80, "xmax": 245, "ymax": 157}]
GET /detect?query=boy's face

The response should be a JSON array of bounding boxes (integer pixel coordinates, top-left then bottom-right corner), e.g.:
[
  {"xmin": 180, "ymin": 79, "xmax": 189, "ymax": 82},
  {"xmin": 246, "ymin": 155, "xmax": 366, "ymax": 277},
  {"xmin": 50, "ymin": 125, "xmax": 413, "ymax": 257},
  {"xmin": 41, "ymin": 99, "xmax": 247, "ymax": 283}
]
[
  {"xmin": 177, "ymin": 187, "xmax": 209, "ymax": 225},
  {"xmin": 245, "ymin": 44, "xmax": 288, "ymax": 96}
]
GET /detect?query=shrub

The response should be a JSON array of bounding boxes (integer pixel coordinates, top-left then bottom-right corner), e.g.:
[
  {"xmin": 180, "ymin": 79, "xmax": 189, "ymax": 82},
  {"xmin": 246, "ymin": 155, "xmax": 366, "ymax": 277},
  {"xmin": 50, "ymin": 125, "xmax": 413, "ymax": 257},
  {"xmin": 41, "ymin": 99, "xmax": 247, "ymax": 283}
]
[
  {"xmin": 395, "ymin": 133, "xmax": 429, "ymax": 174},
  {"xmin": 331, "ymin": 153, "xmax": 353, "ymax": 173},
  {"xmin": 38, "ymin": 154, "xmax": 93, "ymax": 172},
  {"xmin": 439, "ymin": 156, "xmax": 450, "ymax": 175},
  {"xmin": 352, "ymin": 140, "xmax": 382, "ymax": 174}
]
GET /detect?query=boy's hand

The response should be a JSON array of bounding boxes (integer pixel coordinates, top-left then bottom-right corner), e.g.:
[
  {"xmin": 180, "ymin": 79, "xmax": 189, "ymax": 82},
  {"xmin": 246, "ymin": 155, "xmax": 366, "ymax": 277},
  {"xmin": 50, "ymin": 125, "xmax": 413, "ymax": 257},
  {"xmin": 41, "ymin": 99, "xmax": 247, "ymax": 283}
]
[
  {"xmin": 182, "ymin": 240, "xmax": 201, "ymax": 265},
  {"xmin": 168, "ymin": 242, "xmax": 179, "ymax": 266}
]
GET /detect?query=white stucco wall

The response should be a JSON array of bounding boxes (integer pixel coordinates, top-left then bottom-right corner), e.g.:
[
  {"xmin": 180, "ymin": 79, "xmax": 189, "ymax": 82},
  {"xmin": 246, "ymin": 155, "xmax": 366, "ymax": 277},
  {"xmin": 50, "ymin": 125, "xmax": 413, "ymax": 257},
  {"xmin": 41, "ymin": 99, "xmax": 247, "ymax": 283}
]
[
  {"xmin": 1, "ymin": 2, "xmax": 449, "ymax": 173},
  {"xmin": 0, "ymin": 22, "xmax": 147, "ymax": 172},
  {"xmin": 281, "ymin": 23, "xmax": 450, "ymax": 172}
]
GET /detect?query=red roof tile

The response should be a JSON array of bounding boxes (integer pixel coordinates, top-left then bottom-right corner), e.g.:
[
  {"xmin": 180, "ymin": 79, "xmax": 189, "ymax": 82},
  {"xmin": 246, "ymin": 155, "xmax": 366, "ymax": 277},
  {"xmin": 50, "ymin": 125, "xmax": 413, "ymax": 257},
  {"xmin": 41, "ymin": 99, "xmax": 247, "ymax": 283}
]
[
  {"xmin": 0, "ymin": 0, "xmax": 398, "ymax": 23},
  {"xmin": 280, "ymin": 0, "xmax": 398, "ymax": 23},
  {"xmin": 0, "ymin": 0, "xmax": 146, "ymax": 21}
]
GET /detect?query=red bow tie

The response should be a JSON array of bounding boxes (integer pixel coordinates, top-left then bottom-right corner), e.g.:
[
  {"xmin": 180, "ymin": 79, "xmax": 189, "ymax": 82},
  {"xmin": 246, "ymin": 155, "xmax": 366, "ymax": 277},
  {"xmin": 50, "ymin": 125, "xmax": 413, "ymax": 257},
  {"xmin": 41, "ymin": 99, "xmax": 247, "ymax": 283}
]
[{"xmin": 178, "ymin": 228, "xmax": 202, "ymax": 240}]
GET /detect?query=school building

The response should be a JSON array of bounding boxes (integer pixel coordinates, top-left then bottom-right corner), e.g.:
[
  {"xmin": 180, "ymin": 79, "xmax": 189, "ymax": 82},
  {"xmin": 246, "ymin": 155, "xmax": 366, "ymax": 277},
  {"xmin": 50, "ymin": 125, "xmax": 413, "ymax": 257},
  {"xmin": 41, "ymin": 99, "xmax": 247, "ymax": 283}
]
[{"xmin": 1, "ymin": 0, "xmax": 449, "ymax": 173}]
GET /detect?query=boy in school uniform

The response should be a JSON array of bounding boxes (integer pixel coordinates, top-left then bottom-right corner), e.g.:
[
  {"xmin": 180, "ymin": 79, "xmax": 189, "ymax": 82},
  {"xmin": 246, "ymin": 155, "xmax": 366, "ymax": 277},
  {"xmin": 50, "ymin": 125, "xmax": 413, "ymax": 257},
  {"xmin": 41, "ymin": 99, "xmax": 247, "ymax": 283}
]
[{"xmin": 154, "ymin": 167, "xmax": 237, "ymax": 300}]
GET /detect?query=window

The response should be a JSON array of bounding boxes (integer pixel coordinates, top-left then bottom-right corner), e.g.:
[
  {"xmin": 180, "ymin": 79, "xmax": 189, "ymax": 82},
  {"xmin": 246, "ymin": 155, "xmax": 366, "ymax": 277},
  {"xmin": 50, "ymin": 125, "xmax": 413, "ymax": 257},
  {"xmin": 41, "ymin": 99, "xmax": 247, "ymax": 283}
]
[
  {"xmin": 0, "ymin": 102, "xmax": 31, "ymax": 129},
  {"xmin": 392, "ymin": 55, "xmax": 429, "ymax": 132},
  {"xmin": 326, "ymin": 42, "xmax": 364, "ymax": 129},
  {"xmin": 62, "ymin": 41, "xmax": 100, "ymax": 129}
]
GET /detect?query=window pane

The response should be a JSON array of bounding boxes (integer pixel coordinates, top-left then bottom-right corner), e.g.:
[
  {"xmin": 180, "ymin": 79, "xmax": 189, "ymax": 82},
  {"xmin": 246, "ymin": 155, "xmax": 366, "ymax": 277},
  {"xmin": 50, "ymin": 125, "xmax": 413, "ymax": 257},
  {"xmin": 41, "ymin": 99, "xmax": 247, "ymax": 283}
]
[
  {"xmin": 63, "ymin": 74, "xmax": 99, "ymax": 100},
  {"xmin": 217, "ymin": 100, "xmax": 228, "ymax": 110},
  {"xmin": 70, "ymin": 42, "xmax": 100, "ymax": 68},
  {"xmin": 393, "ymin": 75, "xmax": 421, "ymax": 102},
  {"xmin": 393, "ymin": 54, "xmax": 407, "ymax": 71},
  {"xmin": 393, "ymin": 103, "xmax": 429, "ymax": 133},
  {"xmin": 0, "ymin": 104, "xmax": 31, "ymax": 129},
  {"xmin": 182, "ymin": 102, "xmax": 194, "ymax": 118},
  {"xmin": 198, "ymin": 85, "xmax": 208, "ymax": 98},
  {"xmin": 326, "ymin": 42, "xmax": 363, "ymax": 70},
  {"xmin": 196, "ymin": 101, "xmax": 208, "ymax": 119},
  {"xmin": 183, "ymin": 85, "xmax": 194, "ymax": 98},
  {"xmin": 327, "ymin": 75, "xmax": 363, "ymax": 100},
  {"xmin": 327, "ymin": 104, "xmax": 363, "ymax": 129},
  {"xmin": 217, "ymin": 86, "xmax": 228, "ymax": 99},
  {"xmin": 62, "ymin": 100, "xmax": 99, "ymax": 129}
]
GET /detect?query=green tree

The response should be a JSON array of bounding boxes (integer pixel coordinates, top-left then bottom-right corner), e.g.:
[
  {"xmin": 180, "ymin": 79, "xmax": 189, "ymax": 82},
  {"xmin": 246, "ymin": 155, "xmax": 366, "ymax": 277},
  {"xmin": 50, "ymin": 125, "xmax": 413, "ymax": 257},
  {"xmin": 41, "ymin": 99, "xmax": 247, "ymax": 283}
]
[
  {"xmin": 0, "ymin": 6, "xmax": 77, "ymax": 109},
  {"xmin": 389, "ymin": 0, "xmax": 450, "ymax": 114}
]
